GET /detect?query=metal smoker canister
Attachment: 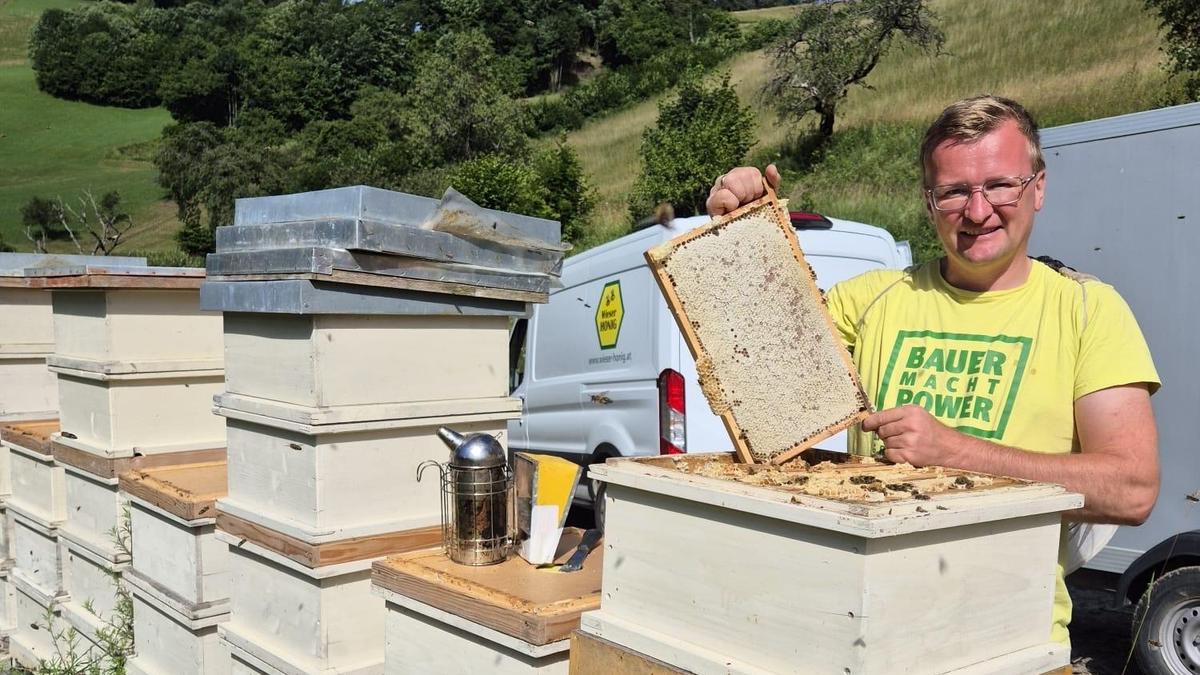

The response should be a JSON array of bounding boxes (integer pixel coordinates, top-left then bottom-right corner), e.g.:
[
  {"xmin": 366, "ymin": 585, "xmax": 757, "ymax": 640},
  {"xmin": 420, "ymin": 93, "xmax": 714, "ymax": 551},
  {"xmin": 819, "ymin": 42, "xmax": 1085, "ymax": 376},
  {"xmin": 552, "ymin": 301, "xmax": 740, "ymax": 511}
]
[{"xmin": 436, "ymin": 427, "xmax": 512, "ymax": 565}]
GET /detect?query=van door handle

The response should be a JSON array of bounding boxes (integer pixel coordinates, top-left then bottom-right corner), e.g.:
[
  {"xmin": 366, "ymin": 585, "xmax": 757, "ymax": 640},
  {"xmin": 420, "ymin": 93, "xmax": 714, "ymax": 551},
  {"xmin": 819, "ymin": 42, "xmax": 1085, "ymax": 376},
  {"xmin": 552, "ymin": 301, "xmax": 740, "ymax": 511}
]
[{"xmin": 590, "ymin": 393, "xmax": 613, "ymax": 405}]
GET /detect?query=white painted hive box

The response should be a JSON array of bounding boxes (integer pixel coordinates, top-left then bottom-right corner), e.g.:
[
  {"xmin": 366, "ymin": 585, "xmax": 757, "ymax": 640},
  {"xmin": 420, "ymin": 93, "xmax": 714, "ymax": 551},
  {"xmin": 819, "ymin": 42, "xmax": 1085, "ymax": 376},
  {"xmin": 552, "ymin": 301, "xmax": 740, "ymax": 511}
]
[
  {"xmin": 218, "ymin": 410, "xmax": 515, "ymax": 542},
  {"xmin": 121, "ymin": 461, "xmax": 230, "ymax": 613},
  {"xmin": 52, "ymin": 371, "xmax": 225, "ymax": 458},
  {"xmin": 9, "ymin": 509, "xmax": 65, "ymax": 601},
  {"xmin": 382, "ymin": 600, "xmax": 569, "ymax": 675},
  {"xmin": 584, "ymin": 452, "xmax": 1083, "ymax": 675},
  {"xmin": 51, "ymin": 289, "xmax": 223, "ymax": 367},
  {"xmin": 10, "ymin": 580, "xmax": 62, "ymax": 668},
  {"xmin": 0, "ymin": 287, "xmax": 54, "ymax": 350},
  {"xmin": 59, "ymin": 535, "xmax": 129, "ymax": 647},
  {"xmin": 0, "ymin": 568, "xmax": 16, "ymax": 633},
  {"xmin": 223, "ymin": 313, "xmax": 510, "ymax": 409},
  {"xmin": 0, "ymin": 359, "xmax": 58, "ymax": 423},
  {"xmin": 220, "ymin": 539, "xmax": 384, "ymax": 675},
  {"xmin": 0, "ymin": 285, "xmax": 56, "ymax": 422},
  {"xmin": 61, "ymin": 465, "xmax": 128, "ymax": 560},
  {"xmin": 8, "ymin": 439, "xmax": 66, "ymax": 524},
  {"xmin": 127, "ymin": 585, "xmax": 228, "ymax": 675}
]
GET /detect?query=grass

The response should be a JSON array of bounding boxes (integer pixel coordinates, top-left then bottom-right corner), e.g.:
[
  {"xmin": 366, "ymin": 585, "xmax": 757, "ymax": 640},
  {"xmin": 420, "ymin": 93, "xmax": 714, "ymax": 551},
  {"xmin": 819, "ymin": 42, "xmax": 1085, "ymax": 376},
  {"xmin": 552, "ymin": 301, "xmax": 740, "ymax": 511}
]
[
  {"xmin": 569, "ymin": 0, "xmax": 1172, "ymax": 259},
  {"xmin": 0, "ymin": 0, "xmax": 178, "ymax": 253}
]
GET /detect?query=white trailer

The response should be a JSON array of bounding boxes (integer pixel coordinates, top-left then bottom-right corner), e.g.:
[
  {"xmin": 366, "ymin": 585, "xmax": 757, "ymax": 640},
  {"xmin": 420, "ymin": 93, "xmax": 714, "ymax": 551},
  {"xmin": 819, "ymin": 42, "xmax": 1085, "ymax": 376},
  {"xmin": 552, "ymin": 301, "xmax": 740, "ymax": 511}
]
[{"xmin": 1031, "ymin": 101, "xmax": 1200, "ymax": 675}]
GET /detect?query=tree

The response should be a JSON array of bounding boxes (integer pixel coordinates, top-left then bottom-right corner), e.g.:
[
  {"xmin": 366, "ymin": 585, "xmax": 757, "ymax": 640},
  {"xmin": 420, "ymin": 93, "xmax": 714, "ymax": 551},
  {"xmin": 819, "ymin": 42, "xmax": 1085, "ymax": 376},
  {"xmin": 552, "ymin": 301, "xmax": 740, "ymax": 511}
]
[
  {"xmin": 765, "ymin": 0, "xmax": 943, "ymax": 142},
  {"xmin": 404, "ymin": 30, "xmax": 530, "ymax": 165},
  {"xmin": 1145, "ymin": 0, "xmax": 1200, "ymax": 101},
  {"xmin": 23, "ymin": 192, "xmax": 137, "ymax": 255},
  {"xmin": 534, "ymin": 137, "xmax": 595, "ymax": 245},
  {"xmin": 449, "ymin": 154, "xmax": 550, "ymax": 221},
  {"xmin": 629, "ymin": 73, "xmax": 756, "ymax": 220},
  {"xmin": 21, "ymin": 196, "xmax": 72, "ymax": 253}
]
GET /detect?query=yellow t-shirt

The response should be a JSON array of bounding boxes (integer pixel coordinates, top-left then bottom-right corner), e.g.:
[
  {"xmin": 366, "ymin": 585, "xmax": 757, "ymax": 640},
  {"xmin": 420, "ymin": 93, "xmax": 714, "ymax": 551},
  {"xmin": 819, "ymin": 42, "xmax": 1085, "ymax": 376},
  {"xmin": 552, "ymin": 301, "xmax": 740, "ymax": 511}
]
[{"xmin": 826, "ymin": 259, "xmax": 1160, "ymax": 644}]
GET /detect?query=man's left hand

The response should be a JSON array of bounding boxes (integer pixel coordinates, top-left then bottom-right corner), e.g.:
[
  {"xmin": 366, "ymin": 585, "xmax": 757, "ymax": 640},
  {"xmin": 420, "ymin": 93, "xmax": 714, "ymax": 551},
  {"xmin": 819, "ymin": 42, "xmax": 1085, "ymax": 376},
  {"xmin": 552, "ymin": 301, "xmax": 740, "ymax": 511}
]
[{"xmin": 861, "ymin": 404, "xmax": 957, "ymax": 466}]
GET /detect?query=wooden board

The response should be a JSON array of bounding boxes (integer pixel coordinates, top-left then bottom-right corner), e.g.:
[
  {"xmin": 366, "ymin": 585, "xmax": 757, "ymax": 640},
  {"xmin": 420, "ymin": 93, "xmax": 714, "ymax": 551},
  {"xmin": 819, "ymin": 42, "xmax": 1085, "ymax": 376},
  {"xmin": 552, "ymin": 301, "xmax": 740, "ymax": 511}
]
[
  {"xmin": 119, "ymin": 461, "xmax": 228, "ymax": 521},
  {"xmin": 569, "ymin": 631, "xmax": 688, "ymax": 675},
  {"xmin": 644, "ymin": 191, "xmax": 869, "ymax": 465},
  {"xmin": 372, "ymin": 528, "xmax": 601, "ymax": 646},
  {"xmin": 32, "ymin": 267, "xmax": 205, "ymax": 290},
  {"xmin": 208, "ymin": 269, "xmax": 546, "ymax": 304},
  {"xmin": 216, "ymin": 509, "xmax": 441, "ymax": 568},
  {"xmin": 569, "ymin": 631, "xmax": 1072, "ymax": 675},
  {"xmin": 0, "ymin": 419, "xmax": 58, "ymax": 456},
  {"xmin": 55, "ymin": 441, "xmax": 225, "ymax": 481}
]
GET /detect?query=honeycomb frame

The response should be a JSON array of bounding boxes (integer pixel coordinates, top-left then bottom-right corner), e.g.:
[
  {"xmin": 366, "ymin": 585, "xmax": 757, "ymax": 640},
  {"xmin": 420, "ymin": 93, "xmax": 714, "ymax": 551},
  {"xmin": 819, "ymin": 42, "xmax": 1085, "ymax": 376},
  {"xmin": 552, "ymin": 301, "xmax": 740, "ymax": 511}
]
[{"xmin": 645, "ymin": 192, "xmax": 871, "ymax": 464}]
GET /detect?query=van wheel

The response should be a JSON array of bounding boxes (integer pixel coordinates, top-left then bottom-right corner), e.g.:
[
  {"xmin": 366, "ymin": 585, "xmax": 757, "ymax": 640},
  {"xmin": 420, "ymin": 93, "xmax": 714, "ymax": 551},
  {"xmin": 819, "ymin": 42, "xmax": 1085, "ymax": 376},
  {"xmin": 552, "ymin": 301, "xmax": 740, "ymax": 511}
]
[{"xmin": 1133, "ymin": 566, "xmax": 1200, "ymax": 675}]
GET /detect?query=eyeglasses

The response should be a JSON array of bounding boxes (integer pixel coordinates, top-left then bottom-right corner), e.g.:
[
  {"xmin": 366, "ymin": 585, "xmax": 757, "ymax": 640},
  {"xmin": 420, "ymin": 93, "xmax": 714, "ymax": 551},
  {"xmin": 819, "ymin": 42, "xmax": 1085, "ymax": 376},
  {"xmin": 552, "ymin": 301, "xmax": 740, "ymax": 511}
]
[{"xmin": 925, "ymin": 173, "xmax": 1040, "ymax": 212}]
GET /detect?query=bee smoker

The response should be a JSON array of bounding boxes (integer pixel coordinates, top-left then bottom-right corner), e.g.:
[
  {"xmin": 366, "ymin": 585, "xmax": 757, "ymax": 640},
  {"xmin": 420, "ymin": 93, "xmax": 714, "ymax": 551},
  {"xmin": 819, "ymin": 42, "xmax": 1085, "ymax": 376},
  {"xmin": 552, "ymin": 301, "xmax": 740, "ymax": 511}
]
[{"xmin": 417, "ymin": 427, "xmax": 514, "ymax": 565}]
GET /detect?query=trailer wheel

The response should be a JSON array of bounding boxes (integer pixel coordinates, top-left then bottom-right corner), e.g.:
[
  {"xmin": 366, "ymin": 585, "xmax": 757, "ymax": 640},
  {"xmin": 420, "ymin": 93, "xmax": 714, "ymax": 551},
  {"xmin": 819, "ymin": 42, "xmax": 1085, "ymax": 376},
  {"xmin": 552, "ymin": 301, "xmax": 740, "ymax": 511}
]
[{"xmin": 1133, "ymin": 566, "xmax": 1200, "ymax": 675}]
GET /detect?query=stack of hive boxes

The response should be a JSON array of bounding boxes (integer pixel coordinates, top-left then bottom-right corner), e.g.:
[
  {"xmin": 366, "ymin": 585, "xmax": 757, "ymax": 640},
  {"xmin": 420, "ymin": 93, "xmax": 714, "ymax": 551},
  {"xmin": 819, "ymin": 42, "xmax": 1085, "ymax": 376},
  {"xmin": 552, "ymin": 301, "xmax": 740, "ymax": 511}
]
[
  {"xmin": 0, "ymin": 254, "xmax": 144, "ymax": 665},
  {"xmin": 6, "ymin": 265, "xmax": 225, "ymax": 667},
  {"xmin": 120, "ymin": 460, "xmax": 230, "ymax": 675},
  {"xmin": 201, "ymin": 186, "xmax": 561, "ymax": 674}
]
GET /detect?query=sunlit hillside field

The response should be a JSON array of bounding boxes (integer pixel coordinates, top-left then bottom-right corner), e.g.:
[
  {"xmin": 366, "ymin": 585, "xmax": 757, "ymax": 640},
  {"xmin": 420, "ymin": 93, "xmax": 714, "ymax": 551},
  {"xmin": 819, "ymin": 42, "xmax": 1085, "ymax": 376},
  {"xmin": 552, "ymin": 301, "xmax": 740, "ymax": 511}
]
[
  {"xmin": 569, "ymin": 0, "xmax": 1168, "ymax": 256},
  {"xmin": 0, "ymin": 0, "xmax": 177, "ymax": 251}
]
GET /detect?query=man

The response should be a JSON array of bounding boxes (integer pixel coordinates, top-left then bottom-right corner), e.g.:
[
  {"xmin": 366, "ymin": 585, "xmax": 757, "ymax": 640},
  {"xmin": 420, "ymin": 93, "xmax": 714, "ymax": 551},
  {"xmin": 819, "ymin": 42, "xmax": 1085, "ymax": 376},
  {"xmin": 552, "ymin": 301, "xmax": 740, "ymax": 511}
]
[{"xmin": 706, "ymin": 95, "xmax": 1159, "ymax": 643}]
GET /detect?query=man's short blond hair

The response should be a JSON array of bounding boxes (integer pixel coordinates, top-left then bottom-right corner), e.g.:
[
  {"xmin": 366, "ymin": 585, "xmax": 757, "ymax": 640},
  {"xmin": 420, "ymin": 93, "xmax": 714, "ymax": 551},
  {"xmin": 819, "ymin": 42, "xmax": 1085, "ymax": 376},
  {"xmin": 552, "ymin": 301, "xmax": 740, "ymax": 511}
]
[{"xmin": 920, "ymin": 95, "xmax": 1044, "ymax": 185}]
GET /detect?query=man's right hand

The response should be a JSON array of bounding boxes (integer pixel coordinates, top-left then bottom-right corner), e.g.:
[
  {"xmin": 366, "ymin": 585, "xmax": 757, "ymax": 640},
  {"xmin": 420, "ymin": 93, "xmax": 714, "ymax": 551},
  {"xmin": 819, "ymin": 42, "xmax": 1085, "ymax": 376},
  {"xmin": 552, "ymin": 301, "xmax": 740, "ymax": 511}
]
[{"xmin": 705, "ymin": 164, "xmax": 782, "ymax": 217}]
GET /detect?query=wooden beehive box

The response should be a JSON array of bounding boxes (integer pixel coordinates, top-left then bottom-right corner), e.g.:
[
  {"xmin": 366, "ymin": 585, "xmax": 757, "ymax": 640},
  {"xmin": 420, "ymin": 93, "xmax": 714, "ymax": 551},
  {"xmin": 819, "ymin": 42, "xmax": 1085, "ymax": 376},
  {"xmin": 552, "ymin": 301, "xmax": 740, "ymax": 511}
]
[
  {"xmin": 38, "ymin": 267, "xmax": 225, "ymax": 459},
  {"xmin": 223, "ymin": 313, "xmax": 511, "ymax": 409},
  {"xmin": 217, "ymin": 403, "xmax": 515, "ymax": 545},
  {"xmin": 4, "ymin": 420, "xmax": 65, "ymax": 526},
  {"xmin": 645, "ymin": 195, "xmax": 869, "ymax": 464},
  {"xmin": 219, "ymin": 537, "xmax": 385, "ymax": 675},
  {"xmin": 0, "ymin": 283, "xmax": 58, "ymax": 423},
  {"xmin": 372, "ymin": 530, "xmax": 602, "ymax": 675},
  {"xmin": 584, "ymin": 452, "xmax": 1081, "ymax": 675},
  {"xmin": 121, "ymin": 462, "xmax": 230, "ymax": 675}
]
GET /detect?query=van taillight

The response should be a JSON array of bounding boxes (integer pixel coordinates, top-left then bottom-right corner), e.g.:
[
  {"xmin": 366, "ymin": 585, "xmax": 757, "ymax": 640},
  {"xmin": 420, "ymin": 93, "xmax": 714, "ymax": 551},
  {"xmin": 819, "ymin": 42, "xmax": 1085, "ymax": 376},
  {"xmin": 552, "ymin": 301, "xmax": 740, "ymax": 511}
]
[{"xmin": 657, "ymin": 369, "xmax": 686, "ymax": 455}]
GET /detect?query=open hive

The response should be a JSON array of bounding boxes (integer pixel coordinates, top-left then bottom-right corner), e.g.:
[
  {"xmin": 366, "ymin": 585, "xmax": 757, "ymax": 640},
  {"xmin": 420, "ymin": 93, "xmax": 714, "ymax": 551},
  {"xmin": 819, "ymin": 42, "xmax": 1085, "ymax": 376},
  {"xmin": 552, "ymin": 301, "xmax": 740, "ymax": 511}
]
[
  {"xmin": 582, "ymin": 451, "xmax": 1082, "ymax": 674},
  {"xmin": 657, "ymin": 450, "xmax": 1014, "ymax": 505},
  {"xmin": 645, "ymin": 193, "xmax": 869, "ymax": 464}
]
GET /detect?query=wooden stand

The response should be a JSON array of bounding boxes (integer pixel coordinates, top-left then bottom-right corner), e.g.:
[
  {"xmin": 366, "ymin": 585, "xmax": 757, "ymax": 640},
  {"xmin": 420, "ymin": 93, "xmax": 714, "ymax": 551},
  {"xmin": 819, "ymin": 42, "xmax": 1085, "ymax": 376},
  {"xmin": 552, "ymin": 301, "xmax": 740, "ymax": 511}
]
[{"xmin": 371, "ymin": 530, "xmax": 602, "ymax": 675}]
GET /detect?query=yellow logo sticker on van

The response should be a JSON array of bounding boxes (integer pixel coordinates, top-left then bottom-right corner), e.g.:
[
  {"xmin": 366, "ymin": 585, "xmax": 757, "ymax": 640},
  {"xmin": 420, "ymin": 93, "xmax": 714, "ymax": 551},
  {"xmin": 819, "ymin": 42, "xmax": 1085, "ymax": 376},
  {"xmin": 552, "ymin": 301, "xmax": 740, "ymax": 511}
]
[{"xmin": 595, "ymin": 281, "xmax": 624, "ymax": 349}]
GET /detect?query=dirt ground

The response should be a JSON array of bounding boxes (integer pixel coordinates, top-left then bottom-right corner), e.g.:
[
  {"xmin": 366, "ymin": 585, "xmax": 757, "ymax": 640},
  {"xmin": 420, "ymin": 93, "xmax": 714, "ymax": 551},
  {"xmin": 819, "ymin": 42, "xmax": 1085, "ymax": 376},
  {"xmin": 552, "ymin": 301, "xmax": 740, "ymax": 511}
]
[{"xmin": 1069, "ymin": 568, "xmax": 1145, "ymax": 675}]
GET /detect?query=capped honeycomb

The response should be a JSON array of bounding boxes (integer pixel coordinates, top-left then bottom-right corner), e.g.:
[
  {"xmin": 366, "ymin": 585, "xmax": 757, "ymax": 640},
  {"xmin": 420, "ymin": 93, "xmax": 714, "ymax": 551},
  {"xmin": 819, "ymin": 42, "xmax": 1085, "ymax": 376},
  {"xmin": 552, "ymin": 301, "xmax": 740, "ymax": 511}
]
[{"xmin": 646, "ymin": 197, "xmax": 870, "ymax": 463}]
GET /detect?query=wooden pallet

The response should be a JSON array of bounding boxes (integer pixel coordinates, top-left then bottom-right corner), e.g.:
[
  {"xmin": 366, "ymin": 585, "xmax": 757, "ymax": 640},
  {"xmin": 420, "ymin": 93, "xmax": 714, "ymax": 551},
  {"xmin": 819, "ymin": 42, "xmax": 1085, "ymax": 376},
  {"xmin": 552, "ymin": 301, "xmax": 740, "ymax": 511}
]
[
  {"xmin": 372, "ymin": 528, "xmax": 601, "ymax": 646},
  {"xmin": 0, "ymin": 420, "xmax": 58, "ymax": 456},
  {"xmin": 119, "ymin": 461, "xmax": 228, "ymax": 522}
]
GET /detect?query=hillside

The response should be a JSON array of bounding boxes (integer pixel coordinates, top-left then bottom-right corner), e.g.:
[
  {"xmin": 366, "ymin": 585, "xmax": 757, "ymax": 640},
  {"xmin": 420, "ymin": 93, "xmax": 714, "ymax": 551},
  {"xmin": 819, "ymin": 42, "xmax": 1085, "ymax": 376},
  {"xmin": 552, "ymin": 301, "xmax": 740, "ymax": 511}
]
[
  {"xmin": 0, "ymin": 0, "xmax": 176, "ymax": 252},
  {"xmin": 570, "ymin": 0, "xmax": 1170, "ymax": 257},
  {"xmin": 0, "ymin": 0, "xmax": 1173, "ymax": 257}
]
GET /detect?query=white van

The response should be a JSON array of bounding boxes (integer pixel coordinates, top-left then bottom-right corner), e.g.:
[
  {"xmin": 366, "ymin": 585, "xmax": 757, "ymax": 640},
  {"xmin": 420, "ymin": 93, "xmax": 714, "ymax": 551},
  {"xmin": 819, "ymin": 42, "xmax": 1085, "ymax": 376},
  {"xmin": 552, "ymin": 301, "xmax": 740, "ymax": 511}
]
[{"xmin": 507, "ymin": 212, "xmax": 912, "ymax": 523}]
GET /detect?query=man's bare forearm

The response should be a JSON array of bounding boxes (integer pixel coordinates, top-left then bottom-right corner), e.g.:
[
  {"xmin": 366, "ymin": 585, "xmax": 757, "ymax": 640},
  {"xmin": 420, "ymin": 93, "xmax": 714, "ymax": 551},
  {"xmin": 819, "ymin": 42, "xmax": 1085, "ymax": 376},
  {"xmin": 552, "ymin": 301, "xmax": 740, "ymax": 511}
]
[{"xmin": 939, "ymin": 431, "xmax": 1156, "ymax": 524}]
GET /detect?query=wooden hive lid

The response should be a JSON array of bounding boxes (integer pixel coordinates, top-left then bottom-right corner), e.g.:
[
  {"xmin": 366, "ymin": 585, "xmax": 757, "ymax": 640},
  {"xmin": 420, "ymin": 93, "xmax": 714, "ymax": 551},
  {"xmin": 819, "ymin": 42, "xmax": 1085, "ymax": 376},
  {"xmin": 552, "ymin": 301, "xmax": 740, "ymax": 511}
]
[
  {"xmin": 119, "ymin": 460, "xmax": 227, "ymax": 521},
  {"xmin": 372, "ymin": 527, "xmax": 602, "ymax": 646},
  {"xmin": 0, "ymin": 419, "xmax": 59, "ymax": 456}
]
